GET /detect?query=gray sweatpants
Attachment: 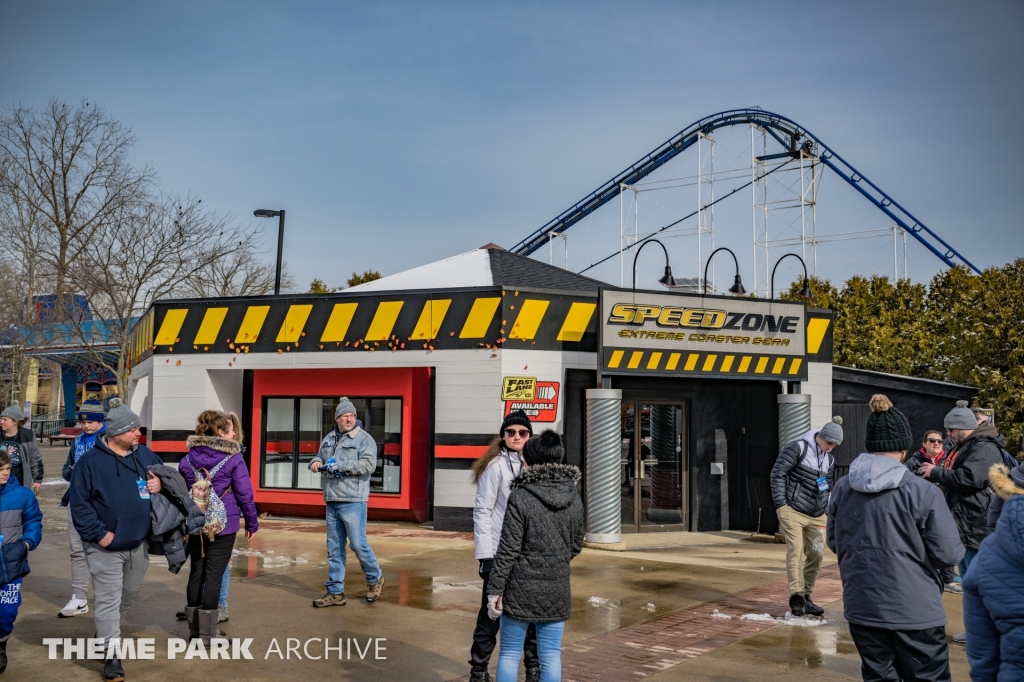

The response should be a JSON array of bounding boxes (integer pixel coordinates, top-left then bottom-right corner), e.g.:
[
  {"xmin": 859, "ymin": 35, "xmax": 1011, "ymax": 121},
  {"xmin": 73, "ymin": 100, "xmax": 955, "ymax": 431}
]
[
  {"xmin": 84, "ymin": 541, "xmax": 149, "ymax": 645},
  {"xmin": 67, "ymin": 506, "xmax": 91, "ymax": 598}
]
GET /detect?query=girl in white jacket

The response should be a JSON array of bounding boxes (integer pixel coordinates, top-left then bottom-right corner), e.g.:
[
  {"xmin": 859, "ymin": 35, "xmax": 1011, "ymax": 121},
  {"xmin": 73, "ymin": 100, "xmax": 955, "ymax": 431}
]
[{"xmin": 467, "ymin": 410, "xmax": 539, "ymax": 682}]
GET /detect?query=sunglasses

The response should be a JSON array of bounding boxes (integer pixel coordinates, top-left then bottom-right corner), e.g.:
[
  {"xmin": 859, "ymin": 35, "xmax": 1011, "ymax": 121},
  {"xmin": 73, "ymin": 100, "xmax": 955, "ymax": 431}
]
[
  {"xmin": 504, "ymin": 428, "xmax": 530, "ymax": 438},
  {"xmin": 925, "ymin": 438, "xmax": 943, "ymax": 444}
]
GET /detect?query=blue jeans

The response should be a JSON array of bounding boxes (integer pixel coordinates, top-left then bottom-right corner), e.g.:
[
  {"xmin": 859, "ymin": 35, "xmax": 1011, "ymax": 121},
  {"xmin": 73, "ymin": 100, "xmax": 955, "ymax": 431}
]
[
  {"xmin": 497, "ymin": 615, "xmax": 564, "ymax": 682},
  {"xmin": 325, "ymin": 501, "xmax": 382, "ymax": 594},
  {"xmin": 958, "ymin": 548, "xmax": 978, "ymax": 581},
  {"xmin": 219, "ymin": 568, "xmax": 230, "ymax": 608}
]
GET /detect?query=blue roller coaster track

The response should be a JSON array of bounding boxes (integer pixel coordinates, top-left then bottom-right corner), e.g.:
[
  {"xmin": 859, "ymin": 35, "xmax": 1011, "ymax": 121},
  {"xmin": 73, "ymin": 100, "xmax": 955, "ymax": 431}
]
[{"xmin": 510, "ymin": 108, "xmax": 980, "ymax": 274}]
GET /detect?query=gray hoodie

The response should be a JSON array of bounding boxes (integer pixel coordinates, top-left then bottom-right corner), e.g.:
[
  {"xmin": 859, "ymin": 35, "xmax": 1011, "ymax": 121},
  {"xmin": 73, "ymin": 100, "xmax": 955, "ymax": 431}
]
[{"xmin": 827, "ymin": 453, "xmax": 965, "ymax": 630}]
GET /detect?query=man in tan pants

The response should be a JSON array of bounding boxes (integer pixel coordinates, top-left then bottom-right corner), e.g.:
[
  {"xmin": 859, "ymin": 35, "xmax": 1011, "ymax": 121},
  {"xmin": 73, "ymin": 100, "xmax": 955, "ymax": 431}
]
[{"xmin": 770, "ymin": 417, "xmax": 843, "ymax": 617}]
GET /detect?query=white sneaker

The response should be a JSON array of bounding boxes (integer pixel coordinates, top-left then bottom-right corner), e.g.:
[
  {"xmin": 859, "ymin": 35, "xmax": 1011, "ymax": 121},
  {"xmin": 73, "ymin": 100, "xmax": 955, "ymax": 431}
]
[{"xmin": 58, "ymin": 596, "xmax": 89, "ymax": 618}]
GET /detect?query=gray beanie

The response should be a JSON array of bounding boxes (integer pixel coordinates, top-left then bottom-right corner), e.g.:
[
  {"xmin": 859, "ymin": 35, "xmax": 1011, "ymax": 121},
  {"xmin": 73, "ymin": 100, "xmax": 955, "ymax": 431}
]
[
  {"xmin": 0, "ymin": 404, "xmax": 24, "ymax": 422},
  {"xmin": 944, "ymin": 400, "xmax": 977, "ymax": 430},
  {"xmin": 105, "ymin": 398, "xmax": 140, "ymax": 436},
  {"xmin": 818, "ymin": 416, "xmax": 844, "ymax": 445},
  {"xmin": 335, "ymin": 397, "xmax": 357, "ymax": 419}
]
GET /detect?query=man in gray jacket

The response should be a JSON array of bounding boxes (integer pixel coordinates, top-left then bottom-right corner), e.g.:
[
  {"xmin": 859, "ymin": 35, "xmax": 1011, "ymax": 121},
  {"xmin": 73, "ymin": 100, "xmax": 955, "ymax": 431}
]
[
  {"xmin": 308, "ymin": 398, "xmax": 384, "ymax": 607},
  {"xmin": 828, "ymin": 394, "xmax": 964, "ymax": 682}
]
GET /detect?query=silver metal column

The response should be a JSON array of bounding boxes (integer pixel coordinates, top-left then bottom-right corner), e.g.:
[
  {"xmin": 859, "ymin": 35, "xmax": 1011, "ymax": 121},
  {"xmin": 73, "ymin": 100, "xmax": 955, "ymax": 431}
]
[
  {"xmin": 777, "ymin": 393, "xmax": 812, "ymax": 449},
  {"xmin": 585, "ymin": 388, "xmax": 622, "ymax": 543}
]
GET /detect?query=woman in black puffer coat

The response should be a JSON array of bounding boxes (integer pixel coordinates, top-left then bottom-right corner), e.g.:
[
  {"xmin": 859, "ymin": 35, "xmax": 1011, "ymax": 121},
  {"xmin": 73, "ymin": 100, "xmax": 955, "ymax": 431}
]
[{"xmin": 486, "ymin": 430, "xmax": 584, "ymax": 682}]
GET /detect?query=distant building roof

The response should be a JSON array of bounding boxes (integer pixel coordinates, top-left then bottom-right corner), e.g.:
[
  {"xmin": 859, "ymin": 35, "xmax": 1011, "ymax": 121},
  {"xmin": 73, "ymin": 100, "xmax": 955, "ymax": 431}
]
[{"xmin": 347, "ymin": 244, "xmax": 605, "ymax": 294}]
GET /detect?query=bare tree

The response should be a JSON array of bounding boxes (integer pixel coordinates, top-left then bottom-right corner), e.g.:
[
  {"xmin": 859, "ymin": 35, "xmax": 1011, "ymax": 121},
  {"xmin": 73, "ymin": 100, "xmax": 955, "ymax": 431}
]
[
  {"xmin": 70, "ymin": 194, "xmax": 248, "ymax": 395},
  {"xmin": 177, "ymin": 226, "xmax": 296, "ymax": 298},
  {"xmin": 0, "ymin": 99, "xmax": 152, "ymax": 323}
]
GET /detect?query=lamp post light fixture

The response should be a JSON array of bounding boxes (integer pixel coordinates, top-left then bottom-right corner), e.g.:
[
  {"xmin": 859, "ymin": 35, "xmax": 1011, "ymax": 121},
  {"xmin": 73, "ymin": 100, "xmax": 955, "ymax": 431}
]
[
  {"xmin": 254, "ymin": 209, "xmax": 285, "ymax": 296},
  {"xmin": 631, "ymin": 239, "xmax": 678, "ymax": 291},
  {"xmin": 702, "ymin": 247, "xmax": 746, "ymax": 296},
  {"xmin": 770, "ymin": 253, "xmax": 813, "ymax": 301}
]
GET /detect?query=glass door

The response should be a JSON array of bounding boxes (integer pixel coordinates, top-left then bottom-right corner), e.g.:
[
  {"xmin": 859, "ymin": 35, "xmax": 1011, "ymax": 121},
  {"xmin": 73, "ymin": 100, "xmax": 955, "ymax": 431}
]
[{"xmin": 619, "ymin": 400, "xmax": 688, "ymax": 532}]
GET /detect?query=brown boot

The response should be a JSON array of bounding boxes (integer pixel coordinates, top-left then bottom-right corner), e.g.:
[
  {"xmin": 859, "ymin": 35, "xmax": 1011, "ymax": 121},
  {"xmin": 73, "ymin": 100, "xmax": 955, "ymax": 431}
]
[
  {"xmin": 185, "ymin": 606, "xmax": 199, "ymax": 640},
  {"xmin": 312, "ymin": 592, "xmax": 346, "ymax": 608},
  {"xmin": 366, "ymin": 577, "xmax": 385, "ymax": 603},
  {"xmin": 198, "ymin": 609, "xmax": 226, "ymax": 647}
]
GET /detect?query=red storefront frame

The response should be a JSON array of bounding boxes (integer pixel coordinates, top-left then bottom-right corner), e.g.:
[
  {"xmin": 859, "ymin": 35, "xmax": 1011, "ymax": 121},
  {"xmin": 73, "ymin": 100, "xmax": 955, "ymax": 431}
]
[{"xmin": 251, "ymin": 367, "xmax": 431, "ymax": 522}]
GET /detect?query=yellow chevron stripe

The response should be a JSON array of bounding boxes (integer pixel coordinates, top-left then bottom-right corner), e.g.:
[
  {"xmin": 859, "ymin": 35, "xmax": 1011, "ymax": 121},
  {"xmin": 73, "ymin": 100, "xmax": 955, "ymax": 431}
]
[
  {"xmin": 666, "ymin": 352, "xmax": 681, "ymax": 370},
  {"xmin": 807, "ymin": 317, "xmax": 831, "ymax": 354},
  {"xmin": 194, "ymin": 308, "xmax": 229, "ymax": 345},
  {"xmin": 646, "ymin": 352, "xmax": 662, "ymax": 370},
  {"xmin": 755, "ymin": 357, "xmax": 769, "ymax": 374},
  {"xmin": 738, "ymin": 356, "xmax": 752, "ymax": 373},
  {"xmin": 721, "ymin": 355, "xmax": 735, "ymax": 372},
  {"xmin": 154, "ymin": 309, "xmax": 188, "ymax": 346},
  {"xmin": 411, "ymin": 299, "xmax": 451, "ymax": 340},
  {"xmin": 510, "ymin": 300, "xmax": 550, "ymax": 340},
  {"xmin": 702, "ymin": 354, "xmax": 718, "ymax": 371},
  {"xmin": 556, "ymin": 302, "xmax": 597, "ymax": 342},
  {"xmin": 684, "ymin": 353, "xmax": 699, "ymax": 371},
  {"xmin": 627, "ymin": 351, "xmax": 643, "ymax": 369},
  {"xmin": 788, "ymin": 358, "xmax": 803, "ymax": 375},
  {"xmin": 771, "ymin": 357, "xmax": 786, "ymax": 374},
  {"xmin": 276, "ymin": 304, "xmax": 314, "ymax": 343},
  {"xmin": 608, "ymin": 350, "xmax": 625, "ymax": 368},
  {"xmin": 236, "ymin": 306, "xmax": 270, "ymax": 343},
  {"xmin": 460, "ymin": 298, "xmax": 501, "ymax": 338},
  {"xmin": 321, "ymin": 303, "xmax": 358, "ymax": 342},
  {"xmin": 366, "ymin": 301, "xmax": 404, "ymax": 341}
]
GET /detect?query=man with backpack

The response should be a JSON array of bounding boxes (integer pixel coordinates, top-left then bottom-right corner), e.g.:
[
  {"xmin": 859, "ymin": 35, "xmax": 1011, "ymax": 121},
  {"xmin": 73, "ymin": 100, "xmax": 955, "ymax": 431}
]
[
  {"xmin": 770, "ymin": 416, "xmax": 843, "ymax": 618},
  {"xmin": 69, "ymin": 401, "xmax": 163, "ymax": 682}
]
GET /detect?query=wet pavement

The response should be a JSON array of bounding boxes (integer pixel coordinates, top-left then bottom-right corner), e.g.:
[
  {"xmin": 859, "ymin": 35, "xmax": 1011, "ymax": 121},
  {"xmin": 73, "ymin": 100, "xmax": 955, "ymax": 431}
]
[{"xmin": 13, "ymin": 445, "xmax": 970, "ymax": 681}]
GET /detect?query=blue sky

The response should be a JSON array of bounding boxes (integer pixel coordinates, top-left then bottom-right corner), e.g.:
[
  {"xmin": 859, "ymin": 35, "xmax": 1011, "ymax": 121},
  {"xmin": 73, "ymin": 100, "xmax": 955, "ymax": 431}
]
[{"xmin": 1, "ymin": 1, "xmax": 1021, "ymax": 291}]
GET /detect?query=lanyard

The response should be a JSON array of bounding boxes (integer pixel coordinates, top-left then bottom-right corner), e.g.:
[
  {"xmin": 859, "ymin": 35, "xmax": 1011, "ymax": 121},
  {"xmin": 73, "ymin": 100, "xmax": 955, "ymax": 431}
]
[{"xmin": 505, "ymin": 449, "xmax": 522, "ymax": 478}]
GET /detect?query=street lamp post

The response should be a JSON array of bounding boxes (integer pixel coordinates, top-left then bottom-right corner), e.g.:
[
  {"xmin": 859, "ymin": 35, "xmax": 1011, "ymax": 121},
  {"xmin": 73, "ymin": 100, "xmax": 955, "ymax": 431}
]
[
  {"xmin": 702, "ymin": 247, "xmax": 746, "ymax": 296},
  {"xmin": 770, "ymin": 253, "xmax": 813, "ymax": 301},
  {"xmin": 631, "ymin": 239, "xmax": 678, "ymax": 291},
  {"xmin": 254, "ymin": 209, "xmax": 285, "ymax": 295}
]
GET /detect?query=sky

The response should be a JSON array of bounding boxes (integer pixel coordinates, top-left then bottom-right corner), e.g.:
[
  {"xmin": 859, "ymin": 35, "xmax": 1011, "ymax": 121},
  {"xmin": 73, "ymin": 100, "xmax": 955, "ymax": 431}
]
[{"xmin": 1, "ymin": 1, "xmax": 1022, "ymax": 292}]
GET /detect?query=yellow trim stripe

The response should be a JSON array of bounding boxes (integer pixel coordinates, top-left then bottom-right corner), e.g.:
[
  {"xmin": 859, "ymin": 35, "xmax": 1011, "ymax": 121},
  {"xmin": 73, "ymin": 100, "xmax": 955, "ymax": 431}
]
[
  {"xmin": 666, "ymin": 352, "xmax": 681, "ymax": 370},
  {"xmin": 510, "ymin": 300, "xmax": 550, "ymax": 340},
  {"xmin": 721, "ymin": 355, "xmax": 735, "ymax": 372},
  {"xmin": 684, "ymin": 353, "xmax": 699, "ymax": 371},
  {"xmin": 411, "ymin": 299, "xmax": 451, "ymax": 340},
  {"xmin": 646, "ymin": 352, "xmax": 662, "ymax": 370},
  {"xmin": 627, "ymin": 351, "xmax": 643, "ymax": 369},
  {"xmin": 366, "ymin": 301, "xmax": 404, "ymax": 341},
  {"xmin": 738, "ymin": 356, "xmax": 752, "ymax": 373},
  {"xmin": 460, "ymin": 298, "xmax": 501, "ymax": 338},
  {"xmin": 194, "ymin": 308, "xmax": 229, "ymax": 345},
  {"xmin": 236, "ymin": 306, "xmax": 270, "ymax": 343},
  {"xmin": 806, "ymin": 318, "xmax": 831, "ymax": 354},
  {"xmin": 755, "ymin": 357, "xmax": 769, "ymax": 374},
  {"xmin": 771, "ymin": 357, "xmax": 786, "ymax": 374},
  {"xmin": 788, "ymin": 358, "xmax": 803, "ymax": 375},
  {"xmin": 321, "ymin": 303, "xmax": 358, "ymax": 342},
  {"xmin": 556, "ymin": 302, "xmax": 596, "ymax": 342},
  {"xmin": 702, "ymin": 354, "xmax": 718, "ymax": 372},
  {"xmin": 276, "ymin": 304, "xmax": 314, "ymax": 343},
  {"xmin": 154, "ymin": 309, "xmax": 188, "ymax": 346},
  {"xmin": 608, "ymin": 350, "xmax": 625, "ymax": 368}
]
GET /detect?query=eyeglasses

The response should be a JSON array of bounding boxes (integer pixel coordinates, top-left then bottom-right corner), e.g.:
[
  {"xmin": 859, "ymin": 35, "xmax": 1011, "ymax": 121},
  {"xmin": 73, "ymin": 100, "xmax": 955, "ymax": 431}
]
[
  {"xmin": 504, "ymin": 429, "xmax": 530, "ymax": 438},
  {"xmin": 925, "ymin": 438, "xmax": 943, "ymax": 444}
]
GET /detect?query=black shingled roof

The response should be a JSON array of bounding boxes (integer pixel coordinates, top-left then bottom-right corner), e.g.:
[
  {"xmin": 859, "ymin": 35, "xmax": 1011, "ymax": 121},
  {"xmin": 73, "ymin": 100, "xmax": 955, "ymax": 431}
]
[{"xmin": 487, "ymin": 247, "xmax": 603, "ymax": 294}]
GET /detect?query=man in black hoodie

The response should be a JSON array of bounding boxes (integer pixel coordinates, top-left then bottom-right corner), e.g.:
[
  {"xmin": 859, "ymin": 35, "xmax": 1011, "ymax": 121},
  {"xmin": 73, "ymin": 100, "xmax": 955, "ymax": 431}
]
[{"xmin": 70, "ymin": 402, "xmax": 162, "ymax": 682}]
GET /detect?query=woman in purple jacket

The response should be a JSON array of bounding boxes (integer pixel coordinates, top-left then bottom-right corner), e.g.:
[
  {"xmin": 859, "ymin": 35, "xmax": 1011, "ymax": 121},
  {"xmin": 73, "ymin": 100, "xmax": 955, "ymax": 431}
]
[{"xmin": 179, "ymin": 411, "xmax": 258, "ymax": 643}]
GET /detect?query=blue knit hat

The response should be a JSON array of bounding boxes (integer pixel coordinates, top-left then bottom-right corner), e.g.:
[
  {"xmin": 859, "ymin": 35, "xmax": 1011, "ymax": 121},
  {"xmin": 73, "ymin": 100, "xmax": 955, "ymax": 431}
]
[{"xmin": 78, "ymin": 394, "xmax": 105, "ymax": 422}]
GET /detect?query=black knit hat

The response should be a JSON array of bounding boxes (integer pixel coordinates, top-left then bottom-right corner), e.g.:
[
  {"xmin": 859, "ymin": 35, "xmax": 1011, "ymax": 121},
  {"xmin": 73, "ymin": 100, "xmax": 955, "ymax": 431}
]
[
  {"xmin": 864, "ymin": 394, "xmax": 913, "ymax": 453},
  {"xmin": 500, "ymin": 409, "xmax": 533, "ymax": 436}
]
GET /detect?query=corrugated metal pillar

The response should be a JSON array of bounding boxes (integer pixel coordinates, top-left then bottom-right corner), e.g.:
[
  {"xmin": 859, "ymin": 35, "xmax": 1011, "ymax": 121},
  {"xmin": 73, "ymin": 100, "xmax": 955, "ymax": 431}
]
[
  {"xmin": 778, "ymin": 393, "xmax": 812, "ymax": 449},
  {"xmin": 585, "ymin": 388, "xmax": 622, "ymax": 543}
]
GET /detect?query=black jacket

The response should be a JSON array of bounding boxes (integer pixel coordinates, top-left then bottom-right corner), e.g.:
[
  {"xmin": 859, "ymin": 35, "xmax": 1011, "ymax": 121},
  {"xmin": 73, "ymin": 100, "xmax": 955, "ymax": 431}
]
[
  {"xmin": 487, "ymin": 463, "xmax": 585, "ymax": 623},
  {"xmin": 905, "ymin": 447, "xmax": 946, "ymax": 476},
  {"xmin": 145, "ymin": 464, "xmax": 206, "ymax": 574},
  {"xmin": 770, "ymin": 431, "xmax": 835, "ymax": 518},
  {"xmin": 929, "ymin": 423, "xmax": 1005, "ymax": 551}
]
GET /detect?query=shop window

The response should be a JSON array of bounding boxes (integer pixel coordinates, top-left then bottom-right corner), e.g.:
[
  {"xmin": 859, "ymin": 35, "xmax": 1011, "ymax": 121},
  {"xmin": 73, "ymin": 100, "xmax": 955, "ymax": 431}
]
[{"xmin": 260, "ymin": 396, "xmax": 402, "ymax": 493}]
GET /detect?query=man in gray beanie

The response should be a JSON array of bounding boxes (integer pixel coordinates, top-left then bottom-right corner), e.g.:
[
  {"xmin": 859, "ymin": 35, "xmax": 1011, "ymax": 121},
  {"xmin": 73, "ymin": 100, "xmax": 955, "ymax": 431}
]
[
  {"xmin": 0, "ymin": 403, "xmax": 43, "ymax": 492},
  {"xmin": 770, "ymin": 415, "xmax": 843, "ymax": 617},
  {"xmin": 308, "ymin": 397, "xmax": 384, "ymax": 607}
]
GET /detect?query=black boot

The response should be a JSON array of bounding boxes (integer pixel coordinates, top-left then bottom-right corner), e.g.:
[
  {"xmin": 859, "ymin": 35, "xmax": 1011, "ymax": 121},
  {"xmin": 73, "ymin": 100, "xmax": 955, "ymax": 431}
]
[
  {"xmin": 102, "ymin": 655, "xmax": 125, "ymax": 682},
  {"xmin": 0, "ymin": 639, "xmax": 7, "ymax": 675},
  {"xmin": 788, "ymin": 592, "xmax": 806, "ymax": 617},
  {"xmin": 525, "ymin": 666, "xmax": 541, "ymax": 682},
  {"xmin": 468, "ymin": 670, "xmax": 492, "ymax": 682},
  {"xmin": 802, "ymin": 594, "xmax": 824, "ymax": 617},
  {"xmin": 175, "ymin": 607, "xmax": 187, "ymax": 621}
]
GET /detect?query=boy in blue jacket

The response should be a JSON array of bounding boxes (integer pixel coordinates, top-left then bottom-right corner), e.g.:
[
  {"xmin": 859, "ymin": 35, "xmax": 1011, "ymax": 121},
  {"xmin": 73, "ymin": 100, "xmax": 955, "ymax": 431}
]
[{"xmin": 0, "ymin": 448, "xmax": 44, "ymax": 675}]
